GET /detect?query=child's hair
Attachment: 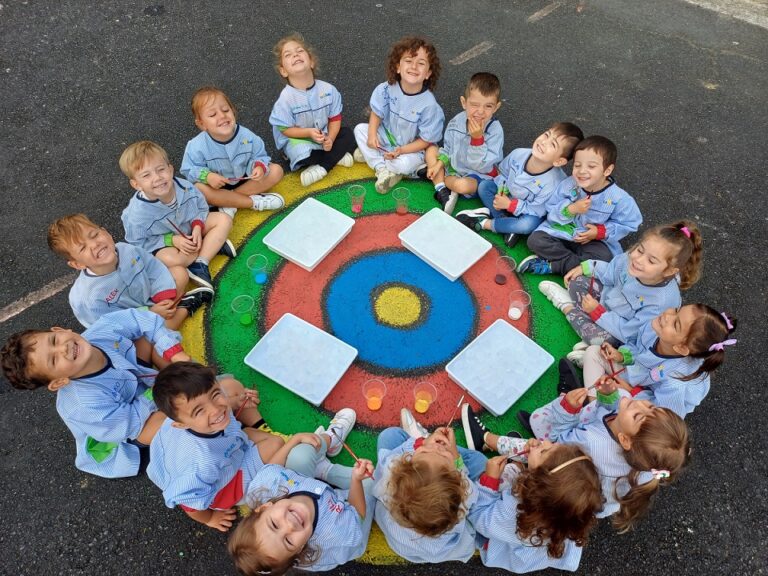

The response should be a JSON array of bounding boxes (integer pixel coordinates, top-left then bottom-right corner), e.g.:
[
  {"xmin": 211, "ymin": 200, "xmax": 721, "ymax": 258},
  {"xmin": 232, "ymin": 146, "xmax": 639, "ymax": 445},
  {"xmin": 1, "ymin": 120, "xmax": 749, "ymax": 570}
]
[
  {"xmin": 464, "ymin": 72, "xmax": 500, "ymax": 100},
  {"xmin": 548, "ymin": 122, "xmax": 585, "ymax": 160},
  {"xmin": 191, "ymin": 86, "xmax": 237, "ymax": 121},
  {"xmin": 1, "ymin": 330, "xmax": 48, "ymax": 390},
  {"xmin": 47, "ymin": 213, "xmax": 101, "ymax": 259},
  {"xmin": 272, "ymin": 32, "xmax": 318, "ymax": 79},
  {"xmin": 514, "ymin": 445, "xmax": 603, "ymax": 558},
  {"xmin": 643, "ymin": 220, "xmax": 703, "ymax": 290},
  {"xmin": 386, "ymin": 453, "xmax": 469, "ymax": 536},
  {"xmin": 228, "ymin": 490, "xmax": 319, "ymax": 576},
  {"xmin": 574, "ymin": 135, "xmax": 617, "ymax": 168},
  {"xmin": 118, "ymin": 140, "xmax": 170, "ymax": 179},
  {"xmin": 678, "ymin": 304, "xmax": 737, "ymax": 381},
  {"xmin": 152, "ymin": 361, "xmax": 217, "ymax": 421},
  {"xmin": 386, "ymin": 36, "xmax": 441, "ymax": 91},
  {"xmin": 614, "ymin": 407, "xmax": 690, "ymax": 533}
]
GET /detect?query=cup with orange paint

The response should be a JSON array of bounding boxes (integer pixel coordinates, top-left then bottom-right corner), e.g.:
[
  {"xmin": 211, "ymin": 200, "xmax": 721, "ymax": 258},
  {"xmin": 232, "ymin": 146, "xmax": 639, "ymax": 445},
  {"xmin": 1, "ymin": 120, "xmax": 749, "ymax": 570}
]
[
  {"xmin": 362, "ymin": 379, "xmax": 387, "ymax": 411},
  {"xmin": 413, "ymin": 381, "xmax": 437, "ymax": 414}
]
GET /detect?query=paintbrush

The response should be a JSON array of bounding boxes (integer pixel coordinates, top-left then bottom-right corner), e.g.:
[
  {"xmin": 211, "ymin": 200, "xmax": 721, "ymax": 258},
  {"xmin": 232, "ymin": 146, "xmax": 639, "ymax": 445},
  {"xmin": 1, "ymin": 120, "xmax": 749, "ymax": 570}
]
[
  {"xmin": 331, "ymin": 429, "xmax": 374, "ymax": 479},
  {"xmin": 166, "ymin": 218, "xmax": 192, "ymax": 240},
  {"xmin": 445, "ymin": 394, "xmax": 465, "ymax": 428}
]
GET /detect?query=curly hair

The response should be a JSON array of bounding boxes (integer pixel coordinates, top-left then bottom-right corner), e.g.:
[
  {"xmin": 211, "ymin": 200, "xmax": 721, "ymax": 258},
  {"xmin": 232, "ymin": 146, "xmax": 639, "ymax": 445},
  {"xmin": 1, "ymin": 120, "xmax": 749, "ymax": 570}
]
[
  {"xmin": 1, "ymin": 330, "xmax": 49, "ymax": 390},
  {"xmin": 514, "ymin": 445, "xmax": 603, "ymax": 558},
  {"xmin": 385, "ymin": 36, "xmax": 441, "ymax": 91},
  {"xmin": 272, "ymin": 33, "xmax": 318, "ymax": 80}
]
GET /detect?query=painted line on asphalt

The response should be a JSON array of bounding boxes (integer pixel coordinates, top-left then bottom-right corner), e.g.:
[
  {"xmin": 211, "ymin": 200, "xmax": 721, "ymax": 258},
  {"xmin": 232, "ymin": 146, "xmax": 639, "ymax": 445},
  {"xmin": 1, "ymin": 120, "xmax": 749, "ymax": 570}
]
[
  {"xmin": 528, "ymin": 2, "xmax": 562, "ymax": 22},
  {"xmin": 450, "ymin": 41, "xmax": 495, "ymax": 65},
  {"xmin": 0, "ymin": 273, "xmax": 77, "ymax": 324},
  {"xmin": 682, "ymin": 0, "xmax": 768, "ymax": 30}
]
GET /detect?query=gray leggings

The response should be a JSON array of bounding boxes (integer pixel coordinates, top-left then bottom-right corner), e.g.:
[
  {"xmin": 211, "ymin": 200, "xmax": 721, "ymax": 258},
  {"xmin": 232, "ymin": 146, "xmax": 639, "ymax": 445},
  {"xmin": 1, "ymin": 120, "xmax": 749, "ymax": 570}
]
[{"xmin": 565, "ymin": 276, "xmax": 621, "ymax": 346}]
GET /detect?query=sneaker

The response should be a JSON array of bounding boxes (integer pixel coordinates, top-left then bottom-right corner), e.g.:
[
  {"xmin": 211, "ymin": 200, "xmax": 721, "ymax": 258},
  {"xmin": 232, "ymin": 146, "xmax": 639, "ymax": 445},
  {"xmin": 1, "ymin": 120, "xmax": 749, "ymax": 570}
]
[
  {"xmin": 337, "ymin": 153, "xmax": 355, "ymax": 168},
  {"xmin": 320, "ymin": 408, "xmax": 356, "ymax": 457},
  {"xmin": 566, "ymin": 349, "xmax": 586, "ymax": 368},
  {"xmin": 187, "ymin": 261, "xmax": 213, "ymax": 290},
  {"xmin": 505, "ymin": 430, "xmax": 523, "ymax": 439},
  {"xmin": 400, "ymin": 408, "xmax": 429, "ymax": 439},
  {"xmin": 218, "ymin": 239, "xmax": 237, "ymax": 259},
  {"xmin": 178, "ymin": 287, "xmax": 214, "ymax": 315},
  {"xmin": 456, "ymin": 207, "xmax": 490, "ymax": 231},
  {"xmin": 220, "ymin": 206, "xmax": 238, "ymax": 219},
  {"xmin": 572, "ymin": 341, "xmax": 589, "ymax": 352},
  {"xmin": 251, "ymin": 193, "xmax": 285, "ymax": 211},
  {"xmin": 352, "ymin": 148, "xmax": 366, "ymax": 163},
  {"xmin": 375, "ymin": 168, "xmax": 402, "ymax": 194},
  {"xmin": 517, "ymin": 410, "xmax": 533, "ymax": 435},
  {"xmin": 433, "ymin": 187, "xmax": 458, "ymax": 214},
  {"xmin": 300, "ymin": 165, "xmax": 328, "ymax": 187},
  {"xmin": 415, "ymin": 163, "xmax": 428, "ymax": 179},
  {"xmin": 461, "ymin": 404, "xmax": 488, "ymax": 451},
  {"xmin": 518, "ymin": 255, "xmax": 553, "ymax": 275},
  {"xmin": 538, "ymin": 280, "xmax": 574, "ymax": 311},
  {"xmin": 503, "ymin": 233, "xmax": 520, "ymax": 248},
  {"xmin": 558, "ymin": 358, "xmax": 583, "ymax": 394}
]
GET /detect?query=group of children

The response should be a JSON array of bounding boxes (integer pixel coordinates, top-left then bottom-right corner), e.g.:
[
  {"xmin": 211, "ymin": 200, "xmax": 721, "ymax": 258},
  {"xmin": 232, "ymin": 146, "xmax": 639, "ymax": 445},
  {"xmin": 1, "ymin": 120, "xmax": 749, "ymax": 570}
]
[{"xmin": 0, "ymin": 33, "xmax": 739, "ymax": 574}]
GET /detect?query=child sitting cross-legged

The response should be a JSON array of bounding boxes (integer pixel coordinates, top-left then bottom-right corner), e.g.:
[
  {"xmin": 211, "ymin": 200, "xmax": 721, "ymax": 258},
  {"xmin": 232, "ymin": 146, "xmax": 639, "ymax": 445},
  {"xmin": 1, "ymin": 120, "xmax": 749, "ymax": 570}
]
[
  {"xmin": 120, "ymin": 140, "xmax": 236, "ymax": 293},
  {"xmin": 0, "ymin": 308, "xmax": 190, "ymax": 478}
]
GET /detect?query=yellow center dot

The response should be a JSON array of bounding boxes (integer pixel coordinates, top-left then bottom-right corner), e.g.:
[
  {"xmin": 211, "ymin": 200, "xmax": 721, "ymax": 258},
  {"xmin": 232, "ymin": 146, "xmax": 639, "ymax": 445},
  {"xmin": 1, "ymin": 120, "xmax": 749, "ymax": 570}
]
[{"xmin": 374, "ymin": 286, "xmax": 422, "ymax": 327}]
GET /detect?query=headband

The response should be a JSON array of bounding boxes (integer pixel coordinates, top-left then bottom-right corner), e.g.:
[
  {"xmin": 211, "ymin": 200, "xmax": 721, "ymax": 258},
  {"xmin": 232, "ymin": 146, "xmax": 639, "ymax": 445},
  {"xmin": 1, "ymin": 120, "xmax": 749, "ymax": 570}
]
[
  {"xmin": 549, "ymin": 455, "xmax": 590, "ymax": 474},
  {"xmin": 709, "ymin": 338, "xmax": 737, "ymax": 352},
  {"xmin": 720, "ymin": 312, "xmax": 734, "ymax": 331},
  {"xmin": 651, "ymin": 468, "xmax": 670, "ymax": 480},
  {"xmin": 679, "ymin": 226, "xmax": 691, "ymax": 238}
]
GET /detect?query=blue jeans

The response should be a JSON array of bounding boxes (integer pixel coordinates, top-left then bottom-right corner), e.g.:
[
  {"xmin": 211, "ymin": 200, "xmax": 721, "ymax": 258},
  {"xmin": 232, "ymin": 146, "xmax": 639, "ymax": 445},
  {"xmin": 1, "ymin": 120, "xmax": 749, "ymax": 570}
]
[
  {"xmin": 286, "ymin": 436, "xmax": 354, "ymax": 489},
  {"xmin": 376, "ymin": 427, "xmax": 487, "ymax": 481},
  {"xmin": 478, "ymin": 180, "xmax": 543, "ymax": 235}
]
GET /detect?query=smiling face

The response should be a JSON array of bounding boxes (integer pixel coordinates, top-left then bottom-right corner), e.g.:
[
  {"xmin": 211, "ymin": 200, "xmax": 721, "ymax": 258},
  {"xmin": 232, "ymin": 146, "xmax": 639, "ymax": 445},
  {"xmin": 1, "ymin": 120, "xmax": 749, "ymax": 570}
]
[
  {"xmin": 526, "ymin": 440, "xmax": 558, "ymax": 470},
  {"xmin": 194, "ymin": 92, "xmax": 237, "ymax": 141},
  {"xmin": 278, "ymin": 40, "xmax": 314, "ymax": 79},
  {"xmin": 615, "ymin": 397, "xmax": 656, "ymax": 441},
  {"xmin": 129, "ymin": 154, "xmax": 175, "ymax": 203},
  {"xmin": 572, "ymin": 147, "xmax": 614, "ymax": 192},
  {"xmin": 25, "ymin": 328, "xmax": 97, "ymax": 387},
  {"xmin": 530, "ymin": 129, "xmax": 571, "ymax": 167},
  {"xmin": 460, "ymin": 88, "xmax": 501, "ymax": 128},
  {"xmin": 254, "ymin": 495, "xmax": 315, "ymax": 565},
  {"xmin": 170, "ymin": 381, "xmax": 231, "ymax": 434},
  {"xmin": 65, "ymin": 224, "xmax": 118, "ymax": 275},
  {"xmin": 628, "ymin": 235, "xmax": 679, "ymax": 284},
  {"xmin": 397, "ymin": 47, "xmax": 432, "ymax": 92},
  {"xmin": 651, "ymin": 305, "xmax": 698, "ymax": 354}
]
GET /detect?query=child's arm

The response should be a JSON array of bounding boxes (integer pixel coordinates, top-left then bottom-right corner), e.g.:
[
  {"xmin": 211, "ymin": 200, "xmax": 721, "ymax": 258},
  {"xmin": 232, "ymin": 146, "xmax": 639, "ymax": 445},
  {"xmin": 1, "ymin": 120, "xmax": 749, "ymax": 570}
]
[
  {"xmin": 347, "ymin": 459, "xmax": 374, "ymax": 517},
  {"xmin": 322, "ymin": 87, "xmax": 344, "ymax": 151},
  {"xmin": 545, "ymin": 179, "xmax": 582, "ymax": 225},
  {"xmin": 597, "ymin": 193, "xmax": 643, "ymax": 243},
  {"xmin": 180, "ymin": 139, "xmax": 230, "ymax": 189},
  {"xmin": 366, "ymin": 111, "xmax": 382, "ymax": 150},
  {"xmin": 183, "ymin": 507, "xmax": 237, "ymax": 532},
  {"xmin": 242, "ymin": 130, "xmax": 271, "ymax": 179},
  {"xmin": 324, "ymin": 118, "xmax": 341, "ymax": 151},
  {"xmin": 103, "ymin": 308, "xmax": 186, "ymax": 363},
  {"xmin": 465, "ymin": 119, "xmax": 504, "ymax": 175},
  {"xmin": 466, "ymin": 456, "xmax": 518, "ymax": 540},
  {"xmin": 141, "ymin": 247, "xmax": 179, "ymax": 303},
  {"xmin": 265, "ymin": 432, "xmax": 322, "ymax": 466},
  {"xmin": 280, "ymin": 126, "xmax": 325, "ymax": 141}
]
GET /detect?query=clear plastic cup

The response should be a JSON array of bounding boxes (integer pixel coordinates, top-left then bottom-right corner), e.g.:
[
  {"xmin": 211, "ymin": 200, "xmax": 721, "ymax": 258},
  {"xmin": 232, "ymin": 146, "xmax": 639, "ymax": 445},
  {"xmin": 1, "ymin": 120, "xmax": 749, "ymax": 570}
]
[
  {"xmin": 362, "ymin": 379, "xmax": 387, "ymax": 411},
  {"xmin": 231, "ymin": 295, "xmax": 255, "ymax": 326},
  {"xmin": 392, "ymin": 187, "xmax": 410, "ymax": 215},
  {"xmin": 348, "ymin": 184, "xmax": 366, "ymax": 215},
  {"xmin": 508, "ymin": 290, "xmax": 531, "ymax": 321},
  {"xmin": 247, "ymin": 254, "xmax": 268, "ymax": 285},
  {"xmin": 413, "ymin": 381, "xmax": 438, "ymax": 414},
  {"xmin": 495, "ymin": 256, "xmax": 517, "ymax": 285}
]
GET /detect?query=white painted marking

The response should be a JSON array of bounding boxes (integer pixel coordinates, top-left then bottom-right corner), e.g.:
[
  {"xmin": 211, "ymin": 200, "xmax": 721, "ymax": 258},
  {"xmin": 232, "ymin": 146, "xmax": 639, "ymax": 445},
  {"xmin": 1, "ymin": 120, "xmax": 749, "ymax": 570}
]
[
  {"xmin": 0, "ymin": 273, "xmax": 77, "ymax": 324},
  {"xmin": 682, "ymin": 0, "xmax": 768, "ymax": 30},
  {"xmin": 450, "ymin": 41, "xmax": 495, "ymax": 65},
  {"xmin": 527, "ymin": 2, "xmax": 561, "ymax": 22}
]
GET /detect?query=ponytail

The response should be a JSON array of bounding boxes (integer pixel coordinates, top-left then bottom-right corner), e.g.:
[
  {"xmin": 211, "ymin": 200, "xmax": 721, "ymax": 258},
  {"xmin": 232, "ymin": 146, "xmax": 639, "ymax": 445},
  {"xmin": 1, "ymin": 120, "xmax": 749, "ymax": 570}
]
[
  {"xmin": 681, "ymin": 305, "xmax": 737, "ymax": 381},
  {"xmin": 647, "ymin": 220, "xmax": 703, "ymax": 290}
]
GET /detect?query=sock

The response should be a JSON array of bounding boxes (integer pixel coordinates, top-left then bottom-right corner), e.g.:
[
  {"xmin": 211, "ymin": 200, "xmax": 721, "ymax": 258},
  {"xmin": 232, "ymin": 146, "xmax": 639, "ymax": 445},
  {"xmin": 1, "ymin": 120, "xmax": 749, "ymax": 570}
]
[
  {"xmin": 195, "ymin": 257, "xmax": 209, "ymax": 266},
  {"xmin": 434, "ymin": 183, "xmax": 446, "ymax": 192},
  {"xmin": 314, "ymin": 457, "xmax": 333, "ymax": 481}
]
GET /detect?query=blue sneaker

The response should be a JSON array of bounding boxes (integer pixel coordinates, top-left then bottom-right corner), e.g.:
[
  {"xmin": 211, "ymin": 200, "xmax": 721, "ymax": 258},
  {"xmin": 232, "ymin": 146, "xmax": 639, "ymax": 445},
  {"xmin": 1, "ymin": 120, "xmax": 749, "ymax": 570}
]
[
  {"xmin": 518, "ymin": 255, "xmax": 553, "ymax": 275},
  {"xmin": 218, "ymin": 239, "xmax": 237, "ymax": 259},
  {"xmin": 188, "ymin": 261, "xmax": 213, "ymax": 290}
]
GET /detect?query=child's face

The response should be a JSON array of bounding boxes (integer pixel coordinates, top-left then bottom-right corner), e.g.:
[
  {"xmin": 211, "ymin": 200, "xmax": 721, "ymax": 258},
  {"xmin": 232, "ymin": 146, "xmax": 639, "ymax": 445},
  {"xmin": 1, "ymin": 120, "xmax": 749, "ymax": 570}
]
[
  {"xmin": 615, "ymin": 396, "xmax": 655, "ymax": 438},
  {"xmin": 572, "ymin": 148, "xmax": 614, "ymax": 191},
  {"xmin": 413, "ymin": 440, "xmax": 455, "ymax": 470},
  {"xmin": 628, "ymin": 235, "xmax": 679, "ymax": 283},
  {"xmin": 530, "ymin": 129, "xmax": 569, "ymax": 167},
  {"xmin": 651, "ymin": 305, "xmax": 698, "ymax": 352},
  {"xmin": 526, "ymin": 440, "xmax": 557, "ymax": 470},
  {"xmin": 396, "ymin": 47, "xmax": 431, "ymax": 89},
  {"xmin": 279, "ymin": 40, "xmax": 314, "ymax": 79},
  {"xmin": 194, "ymin": 93, "xmax": 236, "ymax": 141},
  {"xmin": 65, "ymin": 225, "xmax": 117, "ymax": 274},
  {"xmin": 129, "ymin": 155, "xmax": 174, "ymax": 202},
  {"xmin": 460, "ymin": 89, "xmax": 501, "ymax": 128},
  {"xmin": 26, "ymin": 328, "xmax": 95, "ymax": 387},
  {"xmin": 255, "ymin": 495, "xmax": 315, "ymax": 563},
  {"xmin": 170, "ymin": 381, "xmax": 231, "ymax": 434}
]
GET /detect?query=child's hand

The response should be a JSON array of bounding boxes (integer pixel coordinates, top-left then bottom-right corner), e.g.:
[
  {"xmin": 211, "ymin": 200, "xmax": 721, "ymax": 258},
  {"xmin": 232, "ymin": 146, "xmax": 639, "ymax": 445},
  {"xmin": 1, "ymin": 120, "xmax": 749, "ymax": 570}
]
[
  {"xmin": 608, "ymin": 375, "xmax": 632, "ymax": 392},
  {"xmin": 289, "ymin": 432, "xmax": 322, "ymax": 450},
  {"xmin": 322, "ymin": 136, "xmax": 333, "ymax": 152},
  {"xmin": 309, "ymin": 128, "xmax": 325, "ymax": 144},
  {"xmin": 352, "ymin": 458, "xmax": 374, "ymax": 480},
  {"xmin": 563, "ymin": 265, "xmax": 583, "ymax": 285},
  {"xmin": 580, "ymin": 292, "xmax": 599, "ymax": 313},
  {"xmin": 484, "ymin": 455, "xmax": 507, "ymax": 479},
  {"xmin": 565, "ymin": 388, "xmax": 588, "ymax": 410},
  {"xmin": 206, "ymin": 172, "xmax": 230, "ymax": 189},
  {"xmin": 467, "ymin": 116, "xmax": 484, "ymax": 139},
  {"xmin": 236, "ymin": 387, "xmax": 260, "ymax": 409},
  {"xmin": 596, "ymin": 375, "xmax": 618, "ymax": 395},
  {"xmin": 191, "ymin": 226, "xmax": 203, "ymax": 250},
  {"xmin": 492, "ymin": 194, "xmax": 512, "ymax": 211},
  {"xmin": 383, "ymin": 147, "xmax": 402, "ymax": 160},
  {"xmin": 207, "ymin": 508, "xmax": 237, "ymax": 532},
  {"xmin": 426, "ymin": 161, "xmax": 442, "ymax": 180},
  {"xmin": 574, "ymin": 224, "xmax": 599, "ymax": 244},
  {"xmin": 172, "ymin": 234, "xmax": 197, "ymax": 255},
  {"xmin": 250, "ymin": 164, "xmax": 265, "ymax": 180},
  {"xmin": 434, "ymin": 426, "xmax": 460, "ymax": 459},
  {"xmin": 150, "ymin": 299, "xmax": 176, "ymax": 319},
  {"xmin": 569, "ymin": 196, "xmax": 592, "ymax": 215},
  {"xmin": 367, "ymin": 133, "xmax": 381, "ymax": 151},
  {"xmin": 525, "ymin": 438, "xmax": 542, "ymax": 451},
  {"xmin": 600, "ymin": 342, "xmax": 623, "ymax": 363}
]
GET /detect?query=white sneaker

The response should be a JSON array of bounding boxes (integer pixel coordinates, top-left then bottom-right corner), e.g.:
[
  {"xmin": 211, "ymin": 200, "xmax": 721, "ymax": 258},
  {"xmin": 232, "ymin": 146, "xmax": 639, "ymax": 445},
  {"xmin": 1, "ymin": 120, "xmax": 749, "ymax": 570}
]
[
  {"xmin": 220, "ymin": 206, "xmax": 237, "ymax": 219},
  {"xmin": 538, "ymin": 280, "xmax": 574, "ymax": 312},
  {"xmin": 320, "ymin": 408, "xmax": 356, "ymax": 457},
  {"xmin": 300, "ymin": 165, "xmax": 328, "ymax": 187},
  {"xmin": 567, "ymin": 349, "xmax": 586, "ymax": 368},
  {"xmin": 337, "ymin": 153, "xmax": 355, "ymax": 168},
  {"xmin": 400, "ymin": 408, "xmax": 429, "ymax": 439},
  {"xmin": 352, "ymin": 148, "xmax": 366, "ymax": 163},
  {"xmin": 572, "ymin": 341, "xmax": 589, "ymax": 352},
  {"xmin": 375, "ymin": 168, "xmax": 402, "ymax": 194},
  {"xmin": 251, "ymin": 193, "xmax": 285, "ymax": 211}
]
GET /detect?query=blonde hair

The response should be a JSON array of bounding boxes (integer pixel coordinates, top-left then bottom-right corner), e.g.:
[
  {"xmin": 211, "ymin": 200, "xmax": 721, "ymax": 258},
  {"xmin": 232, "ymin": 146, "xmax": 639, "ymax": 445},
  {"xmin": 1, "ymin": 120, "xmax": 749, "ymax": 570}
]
[
  {"xmin": 47, "ymin": 213, "xmax": 102, "ymax": 259},
  {"xmin": 272, "ymin": 33, "xmax": 318, "ymax": 81},
  {"xmin": 118, "ymin": 140, "xmax": 170, "ymax": 178},
  {"xmin": 643, "ymin": 220, "xmax": 704, "ymax": 290},
  {"xmin": 190, "ymin": 86, "xmax": 237, "ymax": 123}
]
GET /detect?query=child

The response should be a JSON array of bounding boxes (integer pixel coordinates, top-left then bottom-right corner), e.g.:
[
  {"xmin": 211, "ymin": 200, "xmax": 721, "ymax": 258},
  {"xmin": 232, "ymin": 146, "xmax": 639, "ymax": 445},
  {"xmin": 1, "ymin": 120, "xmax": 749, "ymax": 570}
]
[
  {"xmin": 354, "ymin": 36, "xmax": 444, "ymax": 194},
  {"xmin": 372, "ymin": 426, "xmax": 486, "ymax": 563},
  {"xmin": 426, "ymin": 72, "xmax": 503, "ymax": 214},
  {"xmin": 269, "ymin": 33, "xmax": 359, "ymax": 187},
  {"xmin": 0, "ymin": 308, "xmax": 189, "ymax": 478},
  {"xmin": 180, "ymin": 86, "xmax": 285, "ymax": 216},
  {"xmin": 456, "ymin": 122, "xmax": 584, "ymax": 248},
  {"xmin": 469, "ymin": 445, "xmax": 603, "ymax": 572},
  {"xmin": 520, "ymin": 136, "xmax": 642, "ymax": 276},
  {"xmin": 121, "ymin": 140, "xmax": 235, "ymax": 292},
  {"xmin": 538, "ymin": 220, "xmax": 703, "ymax": 349},
  {"xmin": 48, "ymin": 214, "xmax": 211, "ymax": 329},
  {"xmin": 147, "ymin": 362, "xmax": 326, "ymax": 532},
  {"xmin": 583, "ymin": 306, "xmax": 737, "ymax": 418},
  {"xmin": 521, "ymin": 381, "xmax": 690, "ymax": 530}
]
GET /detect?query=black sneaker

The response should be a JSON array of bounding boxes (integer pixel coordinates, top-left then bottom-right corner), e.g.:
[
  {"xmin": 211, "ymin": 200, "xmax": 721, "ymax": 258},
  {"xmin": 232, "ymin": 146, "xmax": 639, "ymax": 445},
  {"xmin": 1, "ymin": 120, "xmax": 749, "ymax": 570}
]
[
  {"xmin": 218, "ymin": 239, "xmax": 237, "ymax": 258},
  {"xmin": 461, "ymin": 404, "xmax": 488, "ymax": 451},
  {"xmin": 456, "ymin": 208, "xmax": 490, "ymax": 232},
  {"xmin": 188, "ymin": 261, "xmax": 213, "ymax": 290},
  {"xmin": 178, "ymin": 287, "xmax": 214, "ymax": 316},
  {"xmin": 558, "ymin": 358, "xmax": 583, "ymax": 395},
  {"xmin": 503, "ymin": 232, "xmax": 520, "ymax": 248},
  {"xmin": 415, "ymin": 164, "xmax": 428, "ymax": 179},
  {"xmin": 505, "ymin": 430, "xmax": 523, "ymax": 439},
  {"xmin": 517, "ymin": 410, "xmax": 533, "ymax": 435},
  {"xmin": 433, "ymin": 187, "xmax": 458, "ymax": 214}
]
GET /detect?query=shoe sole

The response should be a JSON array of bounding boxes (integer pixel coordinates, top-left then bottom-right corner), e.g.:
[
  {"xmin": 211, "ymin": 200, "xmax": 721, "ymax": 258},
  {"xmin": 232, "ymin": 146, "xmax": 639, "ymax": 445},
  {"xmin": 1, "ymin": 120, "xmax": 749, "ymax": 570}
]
[
  {"xmin": 443, "ymin": 192, "xmax": 458, "ymax": 214},
  {"xmin": 538, "ymin": 281, "xmax": 573, "ymax": 310},
  {"xmin": 187, "ymin": 272, "xmax": 213, "ymax": 291},
  {"xmin": 456, "ymin": 207, "xmax": 491, "ymax": 219},
  {"xmin": 504, "ymin": 234, "xmax": 520, "ymax": 248},
  {"xmin": 566, "ymin": 350, "xmax": 585, "ymax": 368},
  {"xmin": 517, "ymin": 411, "xmax": 533, "ymax": 435},
  {"xmin": 219, "ymin": 239, "xmax": 237, "ymax": 259},
  {"xmin": 183, "ymin": 286, "xmax": 215, "ymax": 300},
  {"xmin": 558, "ymin": 358, "xmax": 582, "ymax": 394},
  {"xmin": 461, "ymin": 404, "xmax": 478, "ymax": 451}
]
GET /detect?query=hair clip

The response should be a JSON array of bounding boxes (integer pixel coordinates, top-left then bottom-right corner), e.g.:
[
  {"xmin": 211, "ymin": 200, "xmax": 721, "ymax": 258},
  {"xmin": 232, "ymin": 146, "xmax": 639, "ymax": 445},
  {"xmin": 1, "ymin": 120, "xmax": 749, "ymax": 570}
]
[
  {"xmin": 651, "ymin": 468, "xmax": 670, "ymax": 480},
  {"xmin": 679, "ymin": 226, "xmax": 691, "ymax": 238},
  {"xmin": 720, "ymin": 312, "xmax": 734, "ymax": 331},
  {"xmin": 709, "ymin": 338, "xmax": 737, "ymax": 352}
]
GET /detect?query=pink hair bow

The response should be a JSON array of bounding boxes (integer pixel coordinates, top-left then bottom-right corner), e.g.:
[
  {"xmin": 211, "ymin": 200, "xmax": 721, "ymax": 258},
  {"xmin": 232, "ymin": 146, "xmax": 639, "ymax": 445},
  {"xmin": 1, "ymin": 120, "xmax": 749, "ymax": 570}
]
[
  {"xmin": 679, "ymin": 226, "xmax": 691, "ymax": 238},
  {"xmin": 709, "ymin": 338, "xmax": 737, "ymax": 352},
  {"xmin": 720, "ymin": 312, "xmax": 734, "ymax": 331}
]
